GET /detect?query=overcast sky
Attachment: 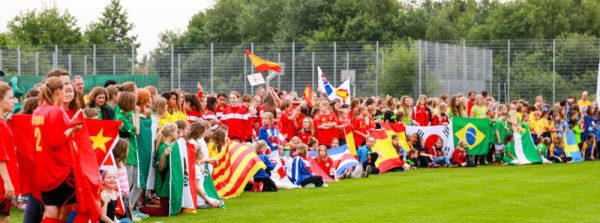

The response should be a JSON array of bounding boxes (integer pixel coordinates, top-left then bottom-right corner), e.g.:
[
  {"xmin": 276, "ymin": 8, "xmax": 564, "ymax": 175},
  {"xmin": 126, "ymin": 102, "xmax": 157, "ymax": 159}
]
[{"xmin": 0, "ymin": 0, "xmax": 215, "ymax": 55}]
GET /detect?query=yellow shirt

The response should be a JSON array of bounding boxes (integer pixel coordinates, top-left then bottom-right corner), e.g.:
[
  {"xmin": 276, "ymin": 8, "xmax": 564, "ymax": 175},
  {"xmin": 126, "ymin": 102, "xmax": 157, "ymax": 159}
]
[
  {"xmin": 578, "ymin": 100, "xmax": 591, "ymax": 110},
  {"xmin": 159, "ymin": 110, "xmax": 187, "ymax": 128},
  {"xmin": 529, "ymin": 118, "xmax": 546, "ymax": 135}
]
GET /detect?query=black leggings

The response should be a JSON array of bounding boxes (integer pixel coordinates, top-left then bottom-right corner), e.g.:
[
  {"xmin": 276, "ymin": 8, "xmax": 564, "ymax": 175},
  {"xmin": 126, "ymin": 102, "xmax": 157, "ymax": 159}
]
[
  {"xmin": 549, "ymin": 156, "xmax": 572, "ymax": 163},
  {"xmin": 254, "ymin": 178, "xmax": 278, "ymax": 192},
  {"xmin": 300, "ymin": 176, "xmax": 324, "ymax": 187}
]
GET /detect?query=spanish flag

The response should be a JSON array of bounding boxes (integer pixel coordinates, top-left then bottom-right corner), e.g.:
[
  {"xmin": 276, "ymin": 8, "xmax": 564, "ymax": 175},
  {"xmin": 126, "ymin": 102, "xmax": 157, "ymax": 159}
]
[
  {"xmin": 212, "ymin": 141, "xmax": 266, "ymax": 198},
  {"xmin": 367, "ymin": 122, "xmax": 408, "ymax": 174},
  {"xmin": 245, "ymin": 49, "xmax": 282, "ymax": 73},
  {"xmin": 303, "ymin": 84, "xmax": 315, "ymax": 107}
]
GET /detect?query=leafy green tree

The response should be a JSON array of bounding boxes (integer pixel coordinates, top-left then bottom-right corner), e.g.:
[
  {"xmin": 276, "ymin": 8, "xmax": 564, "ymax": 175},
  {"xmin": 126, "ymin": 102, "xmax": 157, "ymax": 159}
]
[
  {"xmin": 6, "ymin": 7, "xmax": 82, "ymax": 45},
  {"xmin": 85, "ymin": 0, "xmax": 138, "ymax": 46}
]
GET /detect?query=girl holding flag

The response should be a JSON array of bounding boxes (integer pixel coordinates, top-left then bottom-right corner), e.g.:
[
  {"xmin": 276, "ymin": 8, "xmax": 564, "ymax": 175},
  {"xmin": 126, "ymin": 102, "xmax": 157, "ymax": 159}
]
[
  {"xmin": 0, "ymin": 81, "xmax": 19, "ymax": 223},
  {"xmin": 32, "ymin": 77, "xmax": 83, "ymax": 223}
]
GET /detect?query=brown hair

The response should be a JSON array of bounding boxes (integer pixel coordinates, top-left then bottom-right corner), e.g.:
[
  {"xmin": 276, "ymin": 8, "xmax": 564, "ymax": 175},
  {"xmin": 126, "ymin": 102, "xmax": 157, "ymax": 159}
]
[
  {"xmin": 45, "ymin": 69, "xmax": 69, "ymax": 79},
  {"xmin": 83, "ymin": 108, "xmax": 99, "ymax": 119},
  {"xmin": 0, "ymin": 82, "xmax": 11, "ymax": 100},
  {"xmin": 118, "ymin": 81, "xmax": 136, "ymax": 93},
  {"xmin": 117, "ymin": 91, "xmax": 137, "ymax": 113},
  {"xmin": 153, "ymin": 97, "xmax": 167, "ymax": 117},
  {"xmin": 112, "ymin": 138, "xmax": 129, "ymax": 165},
  {"xmin": 212, "ymin": 129, "xmax": 228, "ymax": 153},
  {"xmin": 145, "ymin": 86, "xmax": 157, "ymax": 97},
  {"xmin": 88, "ymin": 87, "xmax": 108, "ymax": 108},
  {"xmin": 106, "ymin": 85, "xmax": 119, "ymax": 101},
  {"xmin": 297, "ymin": 143, "xmax": 308, "ymax": 157},
  {"xmin": 189, "ymin": 122, "xmax": 206, "ymax": 140},
  {"xmin": 307, "ymin": 137, "xmax": 318, "ymax": 148},
  {"xmin": 39, "ymin": 77, "xmax": 64, "ymax": 105},
  {"xmin": 20, "ymin": 97, "xmax": 39, "ymax": 114},
  {"xmin": 184, "ymin": 93, "xmax": 202, "ymax": 112}
]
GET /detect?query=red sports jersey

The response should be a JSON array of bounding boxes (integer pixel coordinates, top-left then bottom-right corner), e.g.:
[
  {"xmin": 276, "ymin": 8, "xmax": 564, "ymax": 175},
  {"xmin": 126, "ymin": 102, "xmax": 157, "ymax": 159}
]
[
  {"xmin": 431, "ymin": 113, "xmax": 449, "ymax": 126},
  {"xmin": 314, "ymin": 112, "xmax": 338, "ymax": 147},
  {"xmin": 32, "ymin": 104, "xmax": 72, "ymax": 191},
  {"xmin": 279, "ymin": 109, "xmax": 296, "ymax": 141},
  {"xmin": 0, "ymin": 119, "xmax": 19, "ymax": 199},
  {"xmin": 215, "ymin": 104, "xmax": 229, "ymax": 120},
  {"xmin": 467, "ymin": 99, "xmax": 474, "ymax": 117},
  {"xmin": 65, "ymin": 108, "xmax": 77, "ymax": 119},
  {"xmin": 351, "ymin": 117, "xmax": 368, "ymax": 148},
  {"xmin": 203, "ymin": 110, "xmax": 217, "ymax": 121},
  {"xmin": 315, "ymin": 157, "xmax": 334, "ymax": 175},
  {"xmin": 221, "ymin": 105, "xmax": 249, "ymax": 142},
  {"xmin": 412, "ymin": 106, "xmax": 431, "ymax": 126},
  {"xmin": 185, "ymin": 110, "xmax": 203, "ymax": 124},
  {"xmin": 452, "ymin": 149, "xmax": 467, "ymax": 164},
  {"xmin": 298, "ymin": 131, "xmax": 314, "ymax": 144},
  {"xmin": 243, "ymin": 105, "xmax": 254, "ymax": 141}
]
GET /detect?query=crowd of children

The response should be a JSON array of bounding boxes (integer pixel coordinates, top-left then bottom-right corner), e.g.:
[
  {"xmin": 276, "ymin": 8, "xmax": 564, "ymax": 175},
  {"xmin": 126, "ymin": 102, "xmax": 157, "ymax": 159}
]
[{"xmin": 0, "ymin": 69, "xmax": 597, "ymax": 222}]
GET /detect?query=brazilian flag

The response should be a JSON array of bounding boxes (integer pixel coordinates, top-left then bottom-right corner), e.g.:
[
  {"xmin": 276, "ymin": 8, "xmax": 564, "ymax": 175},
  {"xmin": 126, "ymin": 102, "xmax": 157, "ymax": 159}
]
[{"xmin": 452, "ymin": 116, "xmax": 492, "ymax": 155}]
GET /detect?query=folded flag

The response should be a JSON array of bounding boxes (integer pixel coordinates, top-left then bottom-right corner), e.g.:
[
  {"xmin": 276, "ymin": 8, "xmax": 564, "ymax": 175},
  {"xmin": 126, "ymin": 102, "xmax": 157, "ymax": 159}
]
[
  {"xmin": 563, "ymin": 130, "xmax": 584, "ymax": 162},
  {"xmin": 245, "ymin": 49, "xmax": 282, "ymax": 73},
  {"xmin": 344, "ymin": 125, "xmax": 357, "ymax": 156},
  {"xmin": 268, "ymin": 152, "xmax": 300, "ymax": 189},
  {"xmin": 451, "ymin": 116, "xmax": 492, "ymax": 155},
  {"xmin": 212, "ymin": 142, "xmax": 266, "ymax": 198},
  {"xmin": 179, "ymin": 139, "xmax": 198, "ymax": 213}
]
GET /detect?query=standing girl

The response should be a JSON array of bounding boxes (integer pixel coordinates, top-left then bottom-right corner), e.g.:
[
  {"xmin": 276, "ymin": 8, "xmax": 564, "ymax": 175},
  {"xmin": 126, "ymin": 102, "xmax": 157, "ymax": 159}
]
[{"xmin": 0, "ymin": 82, "xmax": 19, "ymax": 223}]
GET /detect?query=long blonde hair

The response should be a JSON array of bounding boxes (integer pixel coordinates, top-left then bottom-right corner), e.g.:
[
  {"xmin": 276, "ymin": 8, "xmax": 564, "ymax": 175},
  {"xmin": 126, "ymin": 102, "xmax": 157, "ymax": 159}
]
[{"xmin": 155, "ymin": 123, "xmax": 177, "ymax": 157}]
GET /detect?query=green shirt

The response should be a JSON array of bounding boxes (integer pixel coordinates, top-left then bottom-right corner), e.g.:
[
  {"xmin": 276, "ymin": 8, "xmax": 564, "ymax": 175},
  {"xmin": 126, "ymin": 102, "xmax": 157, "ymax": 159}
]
[
  {"xmin": 115, "ymin": 106, "xmax": 138, "ymax": 165},
  {"xmin": 537, "ymin": 144, "xmax": 548, "ymax": 158},
  {"xmin": 503, "ymin": 142, "xmax": 515, "ymax": 163},
  {"xmin": 573, "ymin": 125, "xmax": 582, "ymax": 144},
  {"xmin": 494, "ymin": 120, "xmax": 510, "ymax": 144},
  {"xmin": 471, "ymin": 105, "xmax": 488, "ymax": 119}
]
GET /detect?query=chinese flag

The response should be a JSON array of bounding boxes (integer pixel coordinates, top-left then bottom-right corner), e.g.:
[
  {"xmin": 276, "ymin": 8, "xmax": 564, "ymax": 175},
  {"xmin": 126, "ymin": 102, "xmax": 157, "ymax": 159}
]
[
  {"xmin": 245, "ymin": 49, "xmax": 282, "ymax": 73},
  {"xmin": 86, "ymin": 119, "xmax": 126, "ymax": 215},
  {"xmin": 303, "ymin": 84, "xmax": 316, "ymax": 107},
  {"xmin": 71, "ymin": 118, "xmax": 102, "ymax": 222}
]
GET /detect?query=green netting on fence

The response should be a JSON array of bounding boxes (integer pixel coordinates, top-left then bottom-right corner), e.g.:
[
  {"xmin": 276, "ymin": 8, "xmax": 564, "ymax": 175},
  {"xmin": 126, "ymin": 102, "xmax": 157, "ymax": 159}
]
[{"xmin": 0, "ymin": 74, "xmax": 160, "ymax": 93}]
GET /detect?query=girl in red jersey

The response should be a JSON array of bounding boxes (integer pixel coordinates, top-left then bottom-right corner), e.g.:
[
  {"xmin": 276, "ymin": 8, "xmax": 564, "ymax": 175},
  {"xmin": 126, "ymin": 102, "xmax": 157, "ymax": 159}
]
[
  {"xmin": 0, "ymin": 82, "xmax": 19, "ymax": 222},
  {"xmin": 61, "ymin": 82, "xmax": 81, "ymax": 119},
  {"xmin": 412, "ymin": 95, "xmax": 432, "ymax": 126},
  {"xmin": 352, "ymin": 106, "xmax": 369, "ymax": 149},
  {"xmin": 314, "ymin": 101, "xmax": 338, "ymax": 147},
  {"xmin": 203, "ymin": 96, "xmax": 218, "ymax": 122},
  {"xmin": 184, "ymin": 93, "xmax": 203, "ymax": 124},
  {"xmin": 221, "ymin": 91, "xmax": 249, "ymax": 142},
  {"xmin": 314, "ymin": 145, "xmax": 337, "ymax": 180},
  {"xmin": 32, "ymin": 77, "xmax": 83, "ymax": 222},
  {"xmin": 298, "ymin": 117, "xmax": 315, "ymax": 144}
]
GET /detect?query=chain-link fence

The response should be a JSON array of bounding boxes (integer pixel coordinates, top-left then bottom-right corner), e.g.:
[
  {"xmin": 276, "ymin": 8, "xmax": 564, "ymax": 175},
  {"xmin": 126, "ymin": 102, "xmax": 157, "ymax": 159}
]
[{"xmin": 1, "ymin": 40, "xmax": 599, "ymax": 103}]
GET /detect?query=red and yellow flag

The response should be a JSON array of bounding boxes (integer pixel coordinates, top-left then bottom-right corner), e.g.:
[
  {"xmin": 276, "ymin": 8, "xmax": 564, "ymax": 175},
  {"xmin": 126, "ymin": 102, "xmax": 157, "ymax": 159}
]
[
  {"xmin": 212, "ymin": 141, "xmax": 266, "ymax": 198},
  {"xmin": 303, "ymin": 84, "xmax": 315, "ymax": 107},
  {"xmin": 245, "ymin": 49, "xmax": 282, "ymax": 73},
  {"xmin": 367, "ymin": 122, "xmax": 410, "ymax": 174}
]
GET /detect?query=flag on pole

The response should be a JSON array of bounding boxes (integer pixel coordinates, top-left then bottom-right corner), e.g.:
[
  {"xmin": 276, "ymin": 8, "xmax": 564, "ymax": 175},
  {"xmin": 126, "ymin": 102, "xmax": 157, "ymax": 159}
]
[
  {"xmin": 212, "ymin": 142, "xmax": 266, "ymax": 198},
  {"xmin": 317, "ymin": 66, "xmax": 336, "ymax": 96},
  {"xmin": 247, "ymin": 73, "xmax": 266, "ymax": 86},
  {"xmin": 303, "ymin": 83, "xmax": 315, "ymax": 107},
  {"xmin": 334, "ymin": 79, "xmax": 351, "ymax": 104},
  {"xmin": 245, "ymin": 49, "xmax": 282, "ymax": 73},
  {"xmin": 596, "ymin": 62, "xmax": 600, "ymax": 103}
]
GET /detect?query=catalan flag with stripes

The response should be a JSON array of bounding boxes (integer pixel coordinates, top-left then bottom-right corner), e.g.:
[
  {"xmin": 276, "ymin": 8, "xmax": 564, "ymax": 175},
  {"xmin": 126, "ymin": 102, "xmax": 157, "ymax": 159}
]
[
  {"xmin": 303, "ymin": 83, "xmax": 315, "ymax": 107},
  {"xmin": 245, "ymin": 49, "xmax": 282, "ymax": 73},
  {"xmin": 212, "ymin": 142, "xmax": 266, "ymax": 198}
]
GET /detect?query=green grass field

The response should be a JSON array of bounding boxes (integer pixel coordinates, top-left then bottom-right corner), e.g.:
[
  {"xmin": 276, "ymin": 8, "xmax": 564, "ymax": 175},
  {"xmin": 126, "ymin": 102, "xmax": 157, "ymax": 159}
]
[{"xmin": 10, "ymin": 162, "xmax": 600, "ymax": 223}]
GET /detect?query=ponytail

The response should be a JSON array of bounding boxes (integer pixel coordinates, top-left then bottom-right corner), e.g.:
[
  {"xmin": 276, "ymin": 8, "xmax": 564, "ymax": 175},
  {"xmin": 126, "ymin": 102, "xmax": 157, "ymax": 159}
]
[
  {"xmin": 38, "ymin": 77, "xmax": 63, "ymax": 106},
  {"xmin": 155, "ymin": 123, "xmax": 177, "ymax": 157}
]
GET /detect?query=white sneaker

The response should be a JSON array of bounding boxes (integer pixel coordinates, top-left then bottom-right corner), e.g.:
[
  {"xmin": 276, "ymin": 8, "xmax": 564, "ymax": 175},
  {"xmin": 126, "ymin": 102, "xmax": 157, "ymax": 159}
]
[
  {"xmin": 132, "ymin": 216, "xmax": 142, "ymax": 222},
  {"xmin": 304, "ymin": 183, "xmax": 316, "ymax": 188},
  {"xmin": 322, "ymin": 183, "xmax": 329, "ymax": 187}
]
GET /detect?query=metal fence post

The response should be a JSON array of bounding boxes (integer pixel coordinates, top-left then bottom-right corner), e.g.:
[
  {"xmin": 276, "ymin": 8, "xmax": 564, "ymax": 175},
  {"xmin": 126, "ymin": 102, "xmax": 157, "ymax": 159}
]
[
  {"xmin": 445, "ymin": 44, "xmax": 450, "ymax": 94},
  {"xmin": 178, "ymin": 54, "xmax": 181, "ymax": 89},
  {"xmin": 68, "ymin": 54, "xmax": 72, "ymax": 75},
  {"xmin": 346, "ymin": 51, "xmax": 349, "ymax": 70},
  {"xmin": 131, "ymin": 44, "xmax": 135, "ymax": 75},
  {"xmin": 0, "ymin": 49, "xmax": 3, "ymax": 70},
  {"xmin": 507, "ymin": 40, "xmax": 511, "ymax": 103},
  {"xmin": 210, "ymin": 43, "xmax": 214, "ymax": 93},
  {"xmin": 83, "ymin": 55, "xmax": 87, "ymax": 76},
  {"xmin": 170, "ymin": 44, "xmax": 174, "ymax": 90},
  {"xmin": 36, "ymin": 52, "xmax": 40, "ymax": 76},
  {"xmin": 552, "ymin": 39, "xmax": 556, "ymax": 104},
  {"xmin": 462, "ymin": 40, "xmax": 467, "ymax": 94},
  {"xmin": 418, "ymin": 40, "xmax": 422, "ymax": 96},
  {"xmin": 250, "ymin": 43, "xmax": 254, "ymax": 94},
  {"xmin": 277, "ymin": 52, "xmax": 281, "ymax": 90},
  {"xmin": 93, "ymin": 44, "xmax": 96, "ymax": 75},
  {"xmin": 292, "ymin": 42, "xmax": 295, "ymax": 92},
  {"xmin": 112, "ymin": 54, "xmax": 116, "ymax": 76},
  {"xmin": 312, "ymin": 52, "xmax": 315, "ymax": 91},
  {"xmin": 17, "ymin": 45, "xmax": 21, "ymax": 76},
  {"xmin": 376, "ymin": 41, "xmax": 379, "ymax": 96},
  {"xmin": 333, "ymin": 41, "xmax": 337, "ymax": 86},
  {"xmin": 244, "ymin": 49, "xmax": 247, "ymax": 94},
  {"xmin": 54, "ymin": 45, "xmax": 58, "ymax": 69}
]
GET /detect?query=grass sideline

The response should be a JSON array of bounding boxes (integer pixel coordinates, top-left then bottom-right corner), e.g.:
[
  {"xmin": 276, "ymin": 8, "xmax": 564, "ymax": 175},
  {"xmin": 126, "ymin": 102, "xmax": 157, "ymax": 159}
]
[{"xmin": 10, "ymin": 161, "xmax": 600, "ymax": 223}]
